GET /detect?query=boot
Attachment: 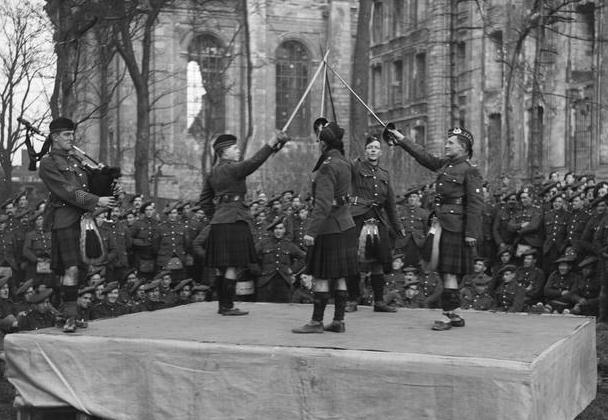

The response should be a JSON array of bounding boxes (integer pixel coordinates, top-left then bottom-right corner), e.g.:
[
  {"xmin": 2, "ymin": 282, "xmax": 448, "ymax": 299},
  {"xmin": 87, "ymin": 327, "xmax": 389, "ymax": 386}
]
[
  {"xmin": 345, "ymin": 301, "xmax": 358, "ymax": 312},
  {"xmin": 371, "ymin": 274, "xmax": 396, "ymax": 312},
  {"xmin": 323, "ymin": 320, "xmax": 345, "ymax": 333},
  {"xmin": 292, "ymin": 321, "xmax": 324, "ymax": 334},
  {"xmin": 374, "ymin": 301, "xmax": 397, "ymax": 312}
]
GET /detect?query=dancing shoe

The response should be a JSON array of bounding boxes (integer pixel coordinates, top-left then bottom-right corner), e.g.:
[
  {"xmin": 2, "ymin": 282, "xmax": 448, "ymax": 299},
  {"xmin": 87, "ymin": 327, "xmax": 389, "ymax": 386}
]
[
  {"xmin": 373, "ymin": 302, "xmax": 397, "ymax": 312},
  {"xmin": 445, "ymin": 312, "xmax": 465, "ymax": 327},
  {"xmin": 431, "ymin": 319, "xmax": 452, "ymax": 331},
  {"xmin": 323, "ymin": 320, "xmax": 346, "ymax": 333},
  {"xmin": 292, "ymin": 321, "xmax": 324, "ymax": 334},
  {"xmin": 219, "ymin": 307, "xmax": 249, "ymax": 316},
  {"xmin": 63, "ymin": 317, "xmax": 77, "ymax": 333}
]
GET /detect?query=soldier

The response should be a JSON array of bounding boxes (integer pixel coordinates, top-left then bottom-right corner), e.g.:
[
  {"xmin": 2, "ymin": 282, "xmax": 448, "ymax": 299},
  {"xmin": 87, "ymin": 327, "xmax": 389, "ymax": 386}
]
[
  {"xmin": 74, "ymin": 285, "xmax": 94, "ymax": 328},
  {"xmin": 460, "ymin": 274, "xmax": 495, "ymax": 311},
  {"xmin": 199, "ymin": 131, "xmax": 289, "ymax": 316},
  {"xmin": 387, "ymin": 126, "xmax": 483, "ymax": 330},
  {"xmin": 289, "ymin": 206, "xmax": 310, "ymax": 251},
  {"xmin": 292, "ymin": 122, "xmax": 358, "ymax": 334},
  {"xmin": 396, "ymin": 188, "xmax": 429, "ymax": 268},
  {"xmin": 544, "ymin": 255, "xmax": 580, "ymax": 313},
  {"xmin": 494, "ymin": 265, "xmax": 526, "ymax": 312},
  {"xmin": 142, "ymin": 279, "xmax": 164, "ymax": 311},
  {"xmin": 345, "ymin": 135, "xmax": 402, "ymax": 313},
  {"xmin": 460, "ymin": 257, "xmax": 491, "ymax": 290},
  {"xmin": 191, "ymin": 284, "xmax": 210, "ymax": 302},
  {"xmin": 156, "ymin": 203, "xmax": 189, "ymax": 279},
  {"xmin": 155, "ymin": 270, "xmax": 177, "ymax": 307},
  {"xmin": 515, "ymin": 248, "xmax": 546, "ymax": 306},
  {"xmin": 91, "ymin": 281, "xmax": 130, "ymax": 319},
  {"xmin": 508, "ymin": 190, "xmax": 543, "ymax": 260},
  {"xmin": 102, "ymin": 207, "xmax": 132, "ymax": 284},
  {"xmin": 173, "ymin": 278, "xmax": 194, "ymax": 306},
  {"xmin": 17, "ymin": 288, "xmax": 56, "ymax": 331},
  {"xmin": 382, "ymin": 254, "xmax": 407, "ymax": 306},
  {"xmin": 130, "ymin": 201, "xmax": 160, "ymax": 278},
  {"xmin": 0, "ymin": 275, "xmax": 18, "ymax": 334},
  {"xmin": 492, "ymin": 191, "xmax": 519, "ymax": 250},
  {"xmin": 38, "ymin": 117, "xmax": 117, "ymax": 332},
  {"xmin": 480, "ymin": 183, "xmax": 497, "ymax": 260},
  {"xmin": 13, "ymin": 279, "xmax": 35, "ymax": 315},
  {"xmin": 578, "ymin": 195, "xmax": 608, "ymax": 257},
  {"xmin": 22, "ymin": 211, "xmax": 54, "ymax": 291},
  {"xmin": 567, "ymin": 256, "xmax": 600, "ymax": 316},
  {"xmin": 565, "ymin": 191, "xmax": 590, "ymax": 249},
  {"xmin": 0, "ymin": 214, "xmax": 19, "ymax": 286},
  {"xmin": 542, "ymin": 194, "xmax": 568, "ymax": 275},
  {"xmin": 417, "ymin": 265, "xmax": 443, "ymax": 308},
  {"xmin": 255, "ymin": 218, "xmax": 306, "ymax": 303},
  {"xmin": 0, "ymin": 198, "xmax": 18, "ymax": 233}
]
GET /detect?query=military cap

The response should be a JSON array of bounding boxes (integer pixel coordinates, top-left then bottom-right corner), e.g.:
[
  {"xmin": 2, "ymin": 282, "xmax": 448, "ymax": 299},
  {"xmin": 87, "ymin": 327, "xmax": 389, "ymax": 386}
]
[
  {"xmin": 0, "ymin": 198, "xmax": 14, "ymax": 210},
  {"xmin": 555, "ymin": 255, "xmax": 576, "ymax": 264},
  {"xmin": 392, "ymin": 253, "xmax": 405, "ymax": 261},
  {"xmin": 549, "ymin": 193, "xmax": 566, "ymax": 204},
  {"xmin": 102, "ymin": 281, "xmax": 119, "ymax": 294},
  {"xmin": 0, "ymin": 214, "xmax": 9, "ymax": 223},
  {"xmin": 173, "ymin": 278, "xmax": 193, "ymax": 292},
  {"xmin": 26, "ymin": 288, "xmax": 53, "ymax": 304},
  {"xmin": 502, "ymin": 190, "xmax": 517, "ymax": 201},
  {"xmin": 497, "ymin": 264, "xmax": 517, "ymax": 276},
  {"xmin": 213, "ymin": 134, "xmax": 237, "ymax": 155},
  {"xmin": 49, "ymin": 117, "xmax": 75, "ymax": 133},
  {"xmin": 129, "ymin": 194, "xmax": 144, "ymax": 204},
  {"xmin": 164, "ymin": 201, "xmax": 179, "ymax": 215},
  {"xmin": 319, "ymin": 122, "xmax": 344, "ymax": 148},
  {"xmin": 593, "ymin": 182, "xmax": 608, "ymax": 197},
  {"xmin": 569, "ymin": 191, "xmax": 585, "ymax": 202},
  {"xmin": 564, "ymin": 170, "xmax": 575, "ymax": 179},
  {"xmin": 140, "ymin": 201, "xmax": 154, "ymax": 213},
  {"xmin": 267, "ymin": 217, "xmax": 285, "ymax": 231},
  {"xmin": 123, "ymin": 268, "xmax": 138, "ymax": 282},
  {"xmin": 403, "ymin": 187, "xmax": 420, "ymax": 198},
  {"xmin": 154, "ymin": 270, "xmax": 171, "ymax": 280},
  {"xmin": 129, "ymin": 279, "xmax": 146, "ymax": 295},
  {"xmin": 313, "ymin": 117, "xmax": 328, "ymax": 135},
  {"xmin": 365, "ymin": 135, "xmax": 381, "ymax": 146},
  {"xmin": 496, "ymin": 243, "xmax": 512, "ymax": 257},
  {"xmin": 473, "ymin": 256, "xmax": 488, "ymax": 265},
  {"xmin": 281, "ymin": 190, "xmax": 295, "ymax": 197},
  {"xmin": 177, "ymin": 201, "xmax": 191, "ymax": 211},
  {"xmin": 0, "ymin": 275, "xmax": 9, "ymax": 289},
  {"xmin": 191, "ymin": 284, "xmax": 210, "ymax": 293},
  {"xmin": 589, "ymin": 195, "xmax": 608, "ymax": 208},
  {"xmin": 520, "ymin": 248, "xmax": 538, "ymax": 257},
  {"xmin": 30, "ymin": 209, "xmax": 44, "ymax": 223},
  {"xmin": 120, "ymin": 208, "xmax": 137, "ymax": 219},
  {"xmin": 78, "ymin": 285, "xmax": 96, "ymax": 296},
  {"xmin": 404, "ymin": 277, "xmax": 420, "ymax": 287},
  {"xmin": 578, "ymin": 256, "xmax": 598, "ymax": 269},
  {"xmin": 143, "ymin": 280, "xmax": 161, "ymax": 292},
  {"xmin": 402, "ymin": 265, "xmax": 418, "ymax": 273},
  {"xmin": 266, "ymin": 195, "xmax": 281, "ymax": 207},
  {"xmin": 540, "ymin": 182, "xmax": 559, "ymax": 196},
  {"xmin": 190, "ymin": 205, "xmax": 202, "ymax": 213},
  {"xmin": 15, "ymin": 279, "xmax": 33, "ymax": 296},
  {"xmin": 448, "ymin": 127, "xmax": 474, "ymax": 158}
]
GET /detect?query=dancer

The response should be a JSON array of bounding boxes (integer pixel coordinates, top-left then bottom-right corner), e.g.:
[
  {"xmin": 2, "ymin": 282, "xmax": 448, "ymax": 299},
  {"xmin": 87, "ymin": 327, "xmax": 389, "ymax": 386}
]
[
  {"xmin": 385, "ymin": 126, "xmax": 483, "ymax": 330},
  {"xmin": 346, "ymin": 135, "xmax": 402, "ymax": 312},
  {"xmin": 199, "ymin": 131, "xmax": 289, "ymax": 316},
  {"xmin": 292, "ymin": 122, "xmax": 358, "ymax": 333}
]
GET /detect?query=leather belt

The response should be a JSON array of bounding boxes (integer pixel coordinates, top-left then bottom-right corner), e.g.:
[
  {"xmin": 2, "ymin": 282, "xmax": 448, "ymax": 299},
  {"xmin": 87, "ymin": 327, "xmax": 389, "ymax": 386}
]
[
  {"xmin": 435, "ymin": 196, "xmax": 463, "ymax": 205},
  {"xmin": 217, "ymin": 194, "xmax": 244, "ymax": 203}
]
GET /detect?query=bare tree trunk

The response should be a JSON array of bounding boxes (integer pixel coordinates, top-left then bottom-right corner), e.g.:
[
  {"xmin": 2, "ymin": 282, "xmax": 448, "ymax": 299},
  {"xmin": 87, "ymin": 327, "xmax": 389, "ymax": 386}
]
[
  {"xmin": 134, "ymin": 86, "xmax": 151, "ymax": 196},
  {"xmin": 349, "ymin": 0, "xmax": 372, "ymax": 158},
  {"xmin": 528, "ymin": 21, "xmax": 545, "ymax": 181}
]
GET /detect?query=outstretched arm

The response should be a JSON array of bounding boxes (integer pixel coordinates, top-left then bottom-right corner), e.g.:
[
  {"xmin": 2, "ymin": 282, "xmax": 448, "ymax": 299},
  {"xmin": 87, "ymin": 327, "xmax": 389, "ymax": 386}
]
[{"xmin": 387, "ymin": 128, "xmax": 445, "ymax": 172}]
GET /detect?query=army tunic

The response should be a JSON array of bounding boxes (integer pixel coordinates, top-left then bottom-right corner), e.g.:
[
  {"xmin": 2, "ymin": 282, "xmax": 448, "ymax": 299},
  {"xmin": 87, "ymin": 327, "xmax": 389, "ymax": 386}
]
[
  {"xmin": 515, "ymin": 266, "xmax": 546, "ymax": 304},
  {"xmin": 494, "ymin": 280, "xmax": 526, "ymax": 312},
  {"xmin": 255, "ymin": 236, "xmax": 306, "ymax": 302},
  {"xmin": 418, "ymin": 270, "xmax": 443, "ymax": 308},
  {"xmin": 155, "ymin": 219, "xmax": 188, "ymax": 270},
  {"xmin": 0, "ymin": 228, "xmax": 18, "ymax": 270},
  {"xmin": 565, "ymin": 207, "xmax": 590, "ymax": 244},
  {"xmin": 509, "ymin": 204, "xmax": 543, "ymax": 251},
  {"xmin": 397, "ymin": 204, "xmax": 429, "ymax": 266},
  {"xmin": 568, "ymin": 273, "xmax": 600, "ymax": 315},
  {"xmin": 22, "ymin": 227, "xmax": 54, "ymax": 287},
  {"xmin": 130, "ymin": 216, "xmax": 160, "ymax": 273},
  {"xmin": 460, "ymin": 289, "xmax": 495, "ymax": 310},
  {"xmin": 90, "ymin": 300, "xmax": 130, "ymax": 319},
  {"xmin": 396, "ymin": 139, "xmax": 484, "ymax": 274},
  {"xmin": 17, "ymin": 309, "xmax": 56, "ymax": 331},
  {"xmin": 542, "ymin": 208, "xmax": 568, "ymax": 265},
  {"xmin": 492, "ymin": 204, "xmax": 519, "ymax": 247},
  {"xmin": 544, "ymin": 271, "xmax": 579, "ymax": 311},
  {"xmin": 289, "ymin": 214, "xmax": 310, "ymax": 251},
  {"xmin": 480, "ymin": 200, "xmax": 497, "ymax": 259}
]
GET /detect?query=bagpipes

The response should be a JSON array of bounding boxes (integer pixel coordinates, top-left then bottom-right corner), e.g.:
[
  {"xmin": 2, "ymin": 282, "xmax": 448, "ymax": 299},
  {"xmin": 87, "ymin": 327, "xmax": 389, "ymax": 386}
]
[{"xmin": 19, "ymin": 117, "xmax": 122, "ymax": 265}]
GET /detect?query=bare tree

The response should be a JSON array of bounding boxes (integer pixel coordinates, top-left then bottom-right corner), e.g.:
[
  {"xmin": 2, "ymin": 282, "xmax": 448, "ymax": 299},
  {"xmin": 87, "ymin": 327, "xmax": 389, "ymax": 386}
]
[{"xmin": 0, "ymin": 1, "xmax": 53, "ymax": 197}]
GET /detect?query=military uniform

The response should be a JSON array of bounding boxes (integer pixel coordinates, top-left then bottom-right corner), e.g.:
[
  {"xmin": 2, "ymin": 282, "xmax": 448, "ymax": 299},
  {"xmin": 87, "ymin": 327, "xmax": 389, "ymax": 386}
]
[
  {"xmin": 460, "ymin": 288, "xmax": 495, "ymax": 310},
  {"xmin": 565, "ymin": 206, "xmax": 590, "ymax": 245},
  {"xmin": 542, "ymin": 207, "xmax": 568, "ymax": 273},
  {"xmin": 91, "ymin": 299, "xmax": 130, "ymax": 319},
  {"xmin": 22, "ymin": 226, "xmax": 54, "ymax": 288},
  {"xmin": 397, "ymin": 204, "xmax": 429, "ymax": 267},
  {"xmin": 494, "ymin": 280, "xmax": 526, "ymax": 312},
  {"xmin": 255, "ymin": 236, "xmax": 306, "ymax": 303},
  {"xmin": 130, "ymin": 215, "xmax": 160, "ymax": 277},
  {"xmin": 480, "ymin": 200, "xmax": 497, "ymax": 260},
  {"xmin": 155, "ymin": 218, "xmax": 188, "ymax": 273},
  {"xmin": 417, "ymin": 270, "xmax": 442, "ymax": 308},
  {"xmin": 544, "ymin": 269, "xmax": 580, "ymax": 312},
  {"xmin": 509, "ymin": 204, "xmax": 543, "ymax": 254},
  {"xmin": 492, "ymin": 203, "xmax": 519, "ymax": 248},
  {"xmin": 0, "ymin": 227, "xmax": 18, "ymax": 273},
  {"xmin": 515, "ymin": 265, "xmax": 546, "ymax": 305},
  {"xmin": 17, "ymin": 308, "xmax": 56, "ymax": 331},
  {"xmin": 568, "ymin": 270, "xmax": 600, "ymax": 316},
  {"xmin": 289, "ymin": 213, "xmax": 309, "ymax": 251}
]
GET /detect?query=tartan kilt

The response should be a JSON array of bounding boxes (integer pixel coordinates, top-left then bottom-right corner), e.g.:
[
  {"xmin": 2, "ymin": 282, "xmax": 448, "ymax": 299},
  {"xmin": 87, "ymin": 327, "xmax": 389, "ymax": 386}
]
[
  {"xmin": 354, "ymin": 214, "xmax": 392, "ymax": 272},
  {"xmin": 437, "ymin": 228, "xmax": 477, "ymax": 275},
  {"xmin": 51, "ymin": 223, "xmax": 81, "ymax": 275},
  {"xmin": 205, "ymin": 222, "xmax": 257, "ymax": 268},
  {"xmin": 305, "ymin": 227, "xmax": 359, "ymax": 279}
]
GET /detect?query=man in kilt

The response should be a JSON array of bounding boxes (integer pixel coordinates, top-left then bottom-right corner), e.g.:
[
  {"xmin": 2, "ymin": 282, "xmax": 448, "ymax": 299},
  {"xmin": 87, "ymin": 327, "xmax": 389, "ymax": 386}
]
[
  {"xmin": 292, "ymin": 122, "xmax": 359, "ymax": 333},
  {"xmin": 386, "ymin": 126, "xmax": 483, "ymax": 330},
  {"xmin": 199, "ymin": 131, "xmax": 289, "ymax": 316},
  {"xmin": 346, "ymin": 135, "xmax": 402, "ymax": 313},
  {"xmin": 38, "ymin": 117, "xmax": 116, "ymax": 332}
]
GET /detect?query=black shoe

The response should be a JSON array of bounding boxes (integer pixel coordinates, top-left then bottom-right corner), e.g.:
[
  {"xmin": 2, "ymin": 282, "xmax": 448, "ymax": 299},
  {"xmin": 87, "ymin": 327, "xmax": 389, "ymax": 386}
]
[
  {"xmin": 323, "ymin": 320, "xmax": 345, "ymax": 333},
  {"xmin": 374, "ymin": 302, "xmax": 397, "ymax": 312},
  {"xmin": 345, "ymin": 301, "xmax": 358, "ymax": 312},
  {"xmin": 220, "ymin": 307, "xmax": 249, "ymax": 316},
  {"xmin": 445, "ymin": 312, "xmax": 465, "ymax": 327},
  {"xmin": 63, "ymin": 318, "xmax": 77, "ymax": 333},
  {"xmin": 431, "ymin": 320, "xmax": 452, "ymax": 331},
  {"xmin": 292, "ymin": 321, "xmax": 324, "ymax": 334}
]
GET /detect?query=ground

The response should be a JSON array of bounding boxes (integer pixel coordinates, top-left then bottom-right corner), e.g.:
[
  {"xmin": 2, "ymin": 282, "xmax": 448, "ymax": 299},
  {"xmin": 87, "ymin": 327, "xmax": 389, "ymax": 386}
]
[{"xmin": 0, "ymin": 325, "xmax": 607, "ymax": 419}]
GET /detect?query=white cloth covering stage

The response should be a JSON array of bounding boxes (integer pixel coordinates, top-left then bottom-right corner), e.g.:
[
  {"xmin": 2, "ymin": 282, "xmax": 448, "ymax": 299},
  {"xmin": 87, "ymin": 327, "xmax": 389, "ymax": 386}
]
[{"xmin": 5, "ymin": 303, "xmax": 596, "ymax": 420}]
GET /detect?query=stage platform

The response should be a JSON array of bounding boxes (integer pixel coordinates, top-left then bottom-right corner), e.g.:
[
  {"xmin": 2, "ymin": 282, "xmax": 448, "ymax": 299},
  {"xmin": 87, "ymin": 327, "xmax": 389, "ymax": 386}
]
[{"xmin": 4, "ymin": 302, "xmax": 596, "ymax": 420}]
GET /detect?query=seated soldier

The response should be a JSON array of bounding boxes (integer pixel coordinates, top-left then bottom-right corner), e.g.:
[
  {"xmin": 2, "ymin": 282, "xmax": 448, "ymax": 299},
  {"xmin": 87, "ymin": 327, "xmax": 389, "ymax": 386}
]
[
  {"xmin": 490, "ymin": 244, "xmax": 514, "ymax": 293},
  {"xmin": 17, "ymin": 289, "xmax": 57, "ymax": 331},
  {"xmin": 494, "ymin": 264, "xmax": 526, "ymax": 312},
  {"xmin": 460, "ymin": 257, "xmax": 491, "ymax": 289},
  {"xmin": 516, "ymin": 248, "xmax": 546, "ymax": 306},
  {"xmin": 118, "ymin": 268, "xmax": 139, "ymax": 305},
  {"xmin": 417, "ymin": 265, "xmax": 443, "ymax": 308},
  {"xmin": 91, "ymin": 282, "xmax": 130, "ymax": 319},
  {"xmin": 544, "ymin": 255, "xmax": 580, "ymax": 313},
  {"xmin": 400, "ymin": 271, "xmax": 424, "ymax": 308},
  {"xmin": 13, "ymin": 278, "xmax": 35, "ymax": 315},
  {"xmin": 75, "ymin": 286, "xmax": 95, "ymax": 328},
  {"xmin": 191, "ymin": 284, "xmax": 210, "ymax": 302},
  {"xmin": 142, "ymin": 279, "xmax": 164, "ymax": 311},
  {"xmin": 568, "ymin": 256, "xmax": 600, "ymax": 316},
  {"xmin": 156, "ymin": 271, "xmax": 177, "ymax": 307},
  {"xmin": 383, "ymin": 254, "xmax": 407, "ymax": 306},
  {"xmin": 173, "ymin": 278, "xmax": 194, "ymax": 306},
  {"xmin": 460, "ymin": 274, "xmax": 495, "ymax": 311},
  {"xmin": 0, "ymin": 275, "xmax": 18, "ymax": 334},
  {"xmin": 291, "ymin": 273, "xmax": 314, "ymax": 304}
]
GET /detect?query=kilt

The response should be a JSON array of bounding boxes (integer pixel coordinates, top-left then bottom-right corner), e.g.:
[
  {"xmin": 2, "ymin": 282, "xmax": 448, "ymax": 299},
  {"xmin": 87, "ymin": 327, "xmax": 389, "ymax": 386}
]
[
  {"xmin": 437, "ymin": 229, "xmax": 476, "ymax": 275},
  {"xmin": 353, "ymin": 213, "xmax": 392, "ymax": 272},
  {"xmin": 205, "ymin": 222, "xmax": 257, "ymax": 268},
  {"xmin": 51, "ymin": 222, "xmax": 81, "ymax": 274},
  {"xmin": 305, "ymin": 227, "xmax": 359, "ymax": 279}
]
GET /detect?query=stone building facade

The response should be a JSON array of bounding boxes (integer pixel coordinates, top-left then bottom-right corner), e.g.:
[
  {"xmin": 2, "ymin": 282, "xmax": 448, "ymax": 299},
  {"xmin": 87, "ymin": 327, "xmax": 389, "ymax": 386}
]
[{"xmin": 369, "ymin": 0, "xmax": 607, "ymax": 193}]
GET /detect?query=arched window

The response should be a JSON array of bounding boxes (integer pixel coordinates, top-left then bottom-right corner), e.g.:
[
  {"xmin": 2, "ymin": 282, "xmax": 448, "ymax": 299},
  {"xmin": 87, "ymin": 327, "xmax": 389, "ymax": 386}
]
[
  {"xmin": 187, "ymin": 35, "xmax": 226, "ymax": 138},
  {"xmin": 276, "ymin": 40, "xmax": 311, "ymax": 137}
]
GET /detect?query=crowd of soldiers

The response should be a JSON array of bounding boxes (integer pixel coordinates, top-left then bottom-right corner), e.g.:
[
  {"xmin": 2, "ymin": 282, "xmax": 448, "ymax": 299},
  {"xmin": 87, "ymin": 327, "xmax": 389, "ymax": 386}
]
[{"xmin": 0, "ymin": 167, "xmax": 604, "ymax": 335}]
